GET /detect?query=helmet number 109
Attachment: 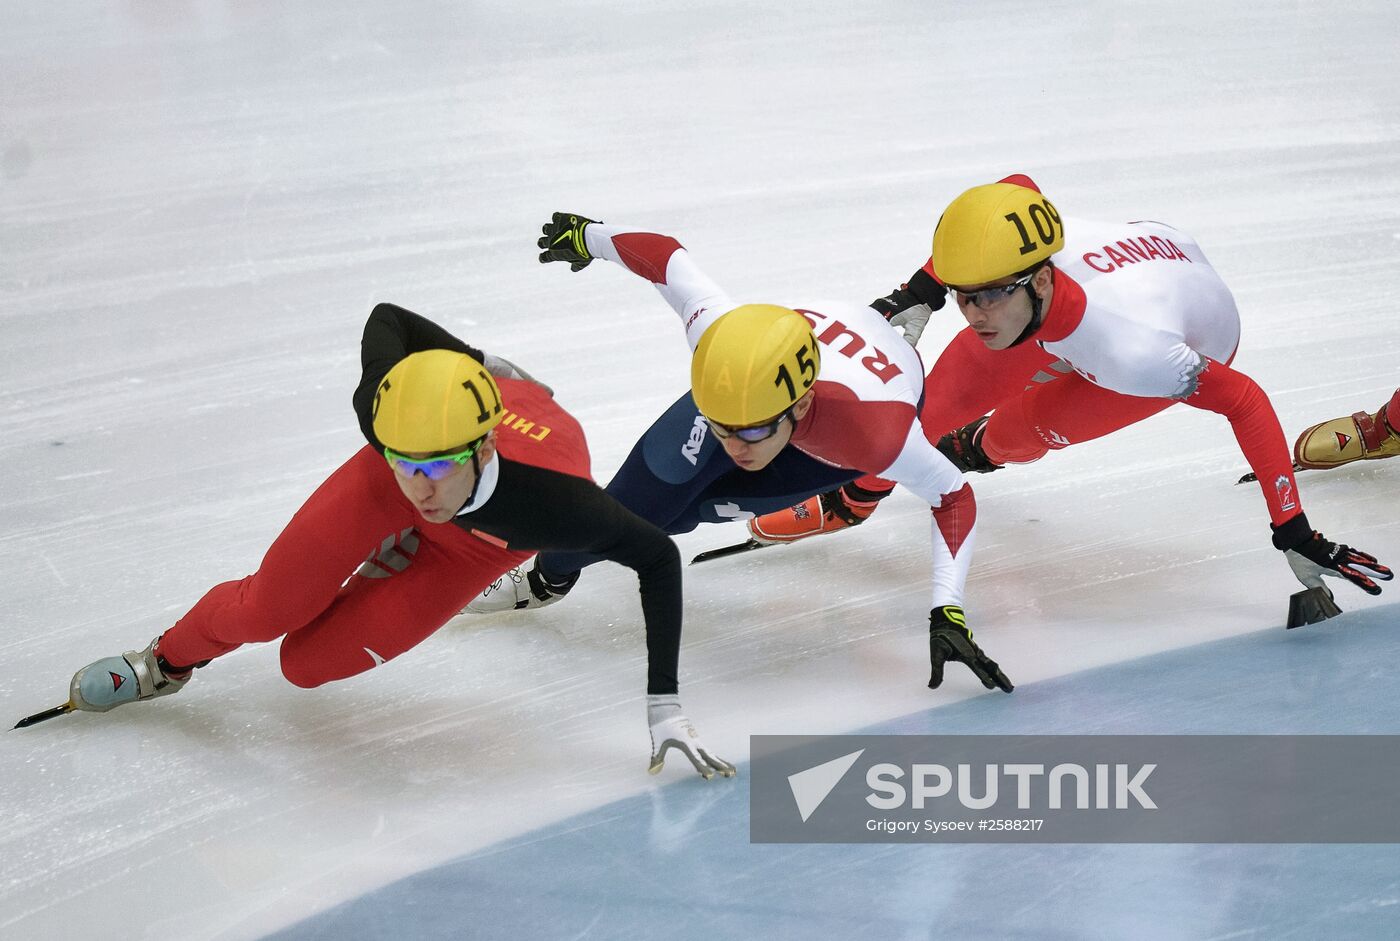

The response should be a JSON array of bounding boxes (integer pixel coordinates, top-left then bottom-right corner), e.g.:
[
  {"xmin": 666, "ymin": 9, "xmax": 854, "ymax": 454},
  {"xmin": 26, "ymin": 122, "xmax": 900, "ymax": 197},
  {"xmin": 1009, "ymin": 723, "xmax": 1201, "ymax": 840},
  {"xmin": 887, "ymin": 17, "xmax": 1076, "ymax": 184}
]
[
  {"xmin": 1005, "ymin": 201, "xmax": 1062, "ymax": 257},
  {"xmin": 774, "ymin": 343, "xmax": 817, "ymax": 402}
]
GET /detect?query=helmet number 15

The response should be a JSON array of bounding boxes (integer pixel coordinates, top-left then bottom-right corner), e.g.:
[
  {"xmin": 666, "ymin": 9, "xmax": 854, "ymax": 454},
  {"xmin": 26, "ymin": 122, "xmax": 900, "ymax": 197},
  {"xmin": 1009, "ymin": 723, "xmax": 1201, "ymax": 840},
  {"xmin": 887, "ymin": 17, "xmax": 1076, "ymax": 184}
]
[
  {"xmin": 774, "ymin": 342, "xmax": 817, "ymax": 402},
  {"xmin": 1005, "ymin": 200, "xmax": 1062, "ymax": 257}
]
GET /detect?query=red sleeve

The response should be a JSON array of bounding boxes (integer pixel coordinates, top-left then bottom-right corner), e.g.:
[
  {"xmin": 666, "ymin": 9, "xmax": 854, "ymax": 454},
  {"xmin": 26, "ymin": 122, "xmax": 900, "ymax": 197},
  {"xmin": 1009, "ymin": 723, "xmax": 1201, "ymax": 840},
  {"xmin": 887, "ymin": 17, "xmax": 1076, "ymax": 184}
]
[
  {"xmin": 1185, "ymin": 358, "xmax": 1302, "ymax": 526},
  {"xmin": 610, "ymin": 232, "xmax": 683, "ymax": 285}
]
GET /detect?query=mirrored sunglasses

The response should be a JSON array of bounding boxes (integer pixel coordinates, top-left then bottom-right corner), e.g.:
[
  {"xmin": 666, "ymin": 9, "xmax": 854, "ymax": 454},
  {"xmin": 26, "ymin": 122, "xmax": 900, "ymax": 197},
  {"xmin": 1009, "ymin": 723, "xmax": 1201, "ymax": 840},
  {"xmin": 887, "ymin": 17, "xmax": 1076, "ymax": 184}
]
[{"xmin": 383, "ymin": 440, "xmax": 481, "ymax": 480}]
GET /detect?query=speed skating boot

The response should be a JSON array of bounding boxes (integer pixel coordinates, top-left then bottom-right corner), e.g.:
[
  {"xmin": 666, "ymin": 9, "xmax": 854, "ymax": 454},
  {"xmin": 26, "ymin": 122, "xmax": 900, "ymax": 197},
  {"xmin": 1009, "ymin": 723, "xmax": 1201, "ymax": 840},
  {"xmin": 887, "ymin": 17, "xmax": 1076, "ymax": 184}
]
[
  {"xmin": 463, "ymin": 560, "xmax": 577, "ymax": 613},
  {"xmin": 1294, "ymin": 387, "xmax": 1400, "ymax": 470},
  {"xmin": 748, "ymin": 484, "xmax": 883, "ymax": 545},
  {"xmin": 69, "ymin": 636, "xmax": 193, "ymax": 713}
]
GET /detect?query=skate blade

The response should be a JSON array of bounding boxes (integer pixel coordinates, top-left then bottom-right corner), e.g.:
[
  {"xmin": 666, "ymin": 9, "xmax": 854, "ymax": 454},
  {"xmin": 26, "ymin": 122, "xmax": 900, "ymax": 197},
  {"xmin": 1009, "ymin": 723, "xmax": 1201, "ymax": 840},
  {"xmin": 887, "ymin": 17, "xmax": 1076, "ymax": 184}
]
[
  {"xmin": 1237, "ymin": 461, "xmax": 1307, "ymax": 485},
  {"xmin": 13, "ymin": 702, "xmax": 74, "ymax": 729},
  {"xmin": 689, "ymin": 539, "xmax": 773, "ymax": 565}
]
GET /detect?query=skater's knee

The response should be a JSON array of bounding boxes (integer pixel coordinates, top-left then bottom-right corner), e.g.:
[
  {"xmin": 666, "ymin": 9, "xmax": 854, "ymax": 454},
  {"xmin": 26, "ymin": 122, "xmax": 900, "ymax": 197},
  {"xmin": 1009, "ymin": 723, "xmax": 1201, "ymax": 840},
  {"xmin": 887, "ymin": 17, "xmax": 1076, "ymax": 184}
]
[
  {"xmin": 279, "ymin": 658, "xmax": 328, "ymax": 689},
  {"xmin": 278, "ymin": 640, "xmax": 343, "ymax": 689},
  {"xmin": 279, "ymin": 628, "xmax": 390, "ymax": 687},
  {"xmin": 981, "ymin": 399, "xmax": 1052, "ymax": 465}
]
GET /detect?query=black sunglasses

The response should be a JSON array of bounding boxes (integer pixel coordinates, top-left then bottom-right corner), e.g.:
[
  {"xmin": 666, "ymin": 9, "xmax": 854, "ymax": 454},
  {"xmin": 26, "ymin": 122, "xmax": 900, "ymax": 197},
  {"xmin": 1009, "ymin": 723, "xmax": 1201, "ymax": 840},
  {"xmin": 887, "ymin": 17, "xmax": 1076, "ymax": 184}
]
[{"xmin": 952, "ymin": 272, "xmax": 1035, "ymax": 310}]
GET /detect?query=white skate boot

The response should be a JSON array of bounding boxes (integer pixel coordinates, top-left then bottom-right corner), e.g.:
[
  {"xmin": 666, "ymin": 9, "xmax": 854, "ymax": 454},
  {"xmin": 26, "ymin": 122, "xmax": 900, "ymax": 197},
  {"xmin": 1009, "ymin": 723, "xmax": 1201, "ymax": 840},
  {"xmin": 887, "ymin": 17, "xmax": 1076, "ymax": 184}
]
[{"xmin": 463, "ymin": 561, "xmax": 575, "ymax": 614}]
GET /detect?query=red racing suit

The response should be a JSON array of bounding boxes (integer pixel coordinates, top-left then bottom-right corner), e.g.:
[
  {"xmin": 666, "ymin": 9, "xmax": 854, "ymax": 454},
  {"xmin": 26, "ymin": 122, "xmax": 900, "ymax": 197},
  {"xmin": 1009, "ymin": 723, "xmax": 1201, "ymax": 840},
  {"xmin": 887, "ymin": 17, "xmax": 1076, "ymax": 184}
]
[
  {"xmin": 857, "ymin": 217, "xmax": 1304, "ymax": 528},
  {"xmin": 158, "ymin": 305, "xmax": 684, "ymax": 693}
]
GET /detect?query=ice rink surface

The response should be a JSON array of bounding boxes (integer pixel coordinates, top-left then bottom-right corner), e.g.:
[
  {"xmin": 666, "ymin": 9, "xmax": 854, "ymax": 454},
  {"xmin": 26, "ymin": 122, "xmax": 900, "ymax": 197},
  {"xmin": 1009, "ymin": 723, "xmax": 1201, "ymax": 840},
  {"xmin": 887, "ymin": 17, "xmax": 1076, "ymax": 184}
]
[{"xmin": 2, "ymin": 1, "xmax": 1398, "ymax": 938}]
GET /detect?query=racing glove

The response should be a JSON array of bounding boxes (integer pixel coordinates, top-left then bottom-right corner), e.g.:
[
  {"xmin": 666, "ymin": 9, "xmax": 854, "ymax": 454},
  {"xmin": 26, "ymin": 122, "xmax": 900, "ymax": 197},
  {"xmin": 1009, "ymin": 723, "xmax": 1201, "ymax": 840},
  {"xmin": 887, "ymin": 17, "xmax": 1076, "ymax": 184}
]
[
  {"xmin": 481, "ymin": 352, "xmax": 553, "ymax": 397},
  {"xmin": 647, "ymin": 694, "xmax": 736, "ymax": 780},
  {"xmin": 1271, "ymin": 513, "xmax": 1392, "ymax": 596},
  {"xmin": 871, "ymin": 268, "xmax": 947, "ymax": 346},
  {"xmin": 929, "ymin": 606, "xmax": 1013, "ymax": 693},
  {"xmin": 537, "ymin": 211, "xmax": 597, "ymax": 271}
]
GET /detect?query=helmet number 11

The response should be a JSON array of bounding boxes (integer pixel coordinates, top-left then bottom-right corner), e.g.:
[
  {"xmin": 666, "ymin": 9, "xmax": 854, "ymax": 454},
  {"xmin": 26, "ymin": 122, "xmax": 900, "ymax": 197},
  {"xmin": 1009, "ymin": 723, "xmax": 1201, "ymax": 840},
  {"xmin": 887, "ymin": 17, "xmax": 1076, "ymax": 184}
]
[
  {"xmin": 462, "ymin": 370, "xmax": 503, "ymax": 424},
  {"xmin": 773, "ymin": 343, "xmax": 818, "ymax": 402}
]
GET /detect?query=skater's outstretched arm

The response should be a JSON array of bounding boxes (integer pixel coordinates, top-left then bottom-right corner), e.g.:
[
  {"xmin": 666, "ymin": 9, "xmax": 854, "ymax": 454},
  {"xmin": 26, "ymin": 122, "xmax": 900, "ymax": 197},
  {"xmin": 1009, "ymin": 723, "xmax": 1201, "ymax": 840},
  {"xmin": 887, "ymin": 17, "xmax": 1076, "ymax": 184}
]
[{"xmin": 537, "ymin": 212, "xmax": 735, "ymax": 350}]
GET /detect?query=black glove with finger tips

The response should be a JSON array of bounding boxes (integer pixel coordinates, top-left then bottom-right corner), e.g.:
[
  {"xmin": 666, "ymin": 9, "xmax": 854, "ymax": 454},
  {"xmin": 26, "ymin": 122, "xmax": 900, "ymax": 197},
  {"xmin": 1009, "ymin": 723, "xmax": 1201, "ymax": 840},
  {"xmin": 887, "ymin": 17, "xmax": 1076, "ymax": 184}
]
[
  {"xmin": 928, "ymin": 605, "xmax": 1013, "ymax": 693},
  {"xmin": 871, "ymin": 267, "xmax": 948, "ymax": 313},
  {"xmin": 1271, "ymin": 512, "xmax": 1393, "ymax": 596},
  {"xmin": 537, "ymin": 211, "xmax": 598, "ymax": 271}
]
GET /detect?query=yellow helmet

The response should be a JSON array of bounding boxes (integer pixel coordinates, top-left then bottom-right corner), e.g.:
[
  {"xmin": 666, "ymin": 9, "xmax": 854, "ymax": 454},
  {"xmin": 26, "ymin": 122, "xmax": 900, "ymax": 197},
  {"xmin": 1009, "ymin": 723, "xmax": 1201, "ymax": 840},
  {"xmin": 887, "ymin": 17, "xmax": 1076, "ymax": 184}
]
[
  {"xmin": 371, "ymin": 349, "xmax": 504, "ymax": 453},
  {"xmin": 932, "ymin": 176, "xmax": 1064, "ymax": 287},
  {"xmin": 691, "ymin": 304, "xmax": 820, "ymax": 427}
]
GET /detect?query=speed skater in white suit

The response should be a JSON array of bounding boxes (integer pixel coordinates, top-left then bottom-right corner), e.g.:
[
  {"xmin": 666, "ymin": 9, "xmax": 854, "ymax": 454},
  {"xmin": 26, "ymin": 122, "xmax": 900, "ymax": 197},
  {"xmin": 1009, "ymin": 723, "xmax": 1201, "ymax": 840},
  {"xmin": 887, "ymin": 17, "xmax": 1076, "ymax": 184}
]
[{"xmin": 749, "ymin": 175, "xmax": 1391, "ymax": 627}]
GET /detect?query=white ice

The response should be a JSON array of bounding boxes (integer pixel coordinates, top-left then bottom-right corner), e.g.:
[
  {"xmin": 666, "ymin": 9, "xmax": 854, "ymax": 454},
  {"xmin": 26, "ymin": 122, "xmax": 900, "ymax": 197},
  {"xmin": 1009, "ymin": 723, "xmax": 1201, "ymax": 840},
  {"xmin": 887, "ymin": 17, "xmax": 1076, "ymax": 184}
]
[{"xmin": 2, "ymin": 1, "xmax": 1398, "ymax": 939}]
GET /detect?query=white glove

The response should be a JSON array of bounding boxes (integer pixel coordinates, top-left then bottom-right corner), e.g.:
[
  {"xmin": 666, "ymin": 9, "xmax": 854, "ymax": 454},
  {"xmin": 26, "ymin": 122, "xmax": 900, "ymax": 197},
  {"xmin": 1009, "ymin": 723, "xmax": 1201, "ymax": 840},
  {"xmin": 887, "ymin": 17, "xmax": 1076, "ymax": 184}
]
[
  {"xmin": 887, "ymin": 304, "xmax": 932, "ymax": 346},
  {"xmin": 870, "ymin": 268, "xmax": 947, "ymax": 347},
  {"xmin": 646, "ymin": 694, "xmax": 735, "ymax": 780},
  {"xmin": 482, "ymin": 352, "xmax": 554, "ymax": 397}
]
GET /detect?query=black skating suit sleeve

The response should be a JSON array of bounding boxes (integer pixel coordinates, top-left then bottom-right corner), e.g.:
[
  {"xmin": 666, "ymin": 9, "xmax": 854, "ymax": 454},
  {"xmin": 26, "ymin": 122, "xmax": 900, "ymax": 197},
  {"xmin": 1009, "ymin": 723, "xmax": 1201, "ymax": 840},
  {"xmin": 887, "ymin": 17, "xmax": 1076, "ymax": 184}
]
[{"xmin": 464, "ymin": 462, "xmax": 684, "ymax": 696}]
